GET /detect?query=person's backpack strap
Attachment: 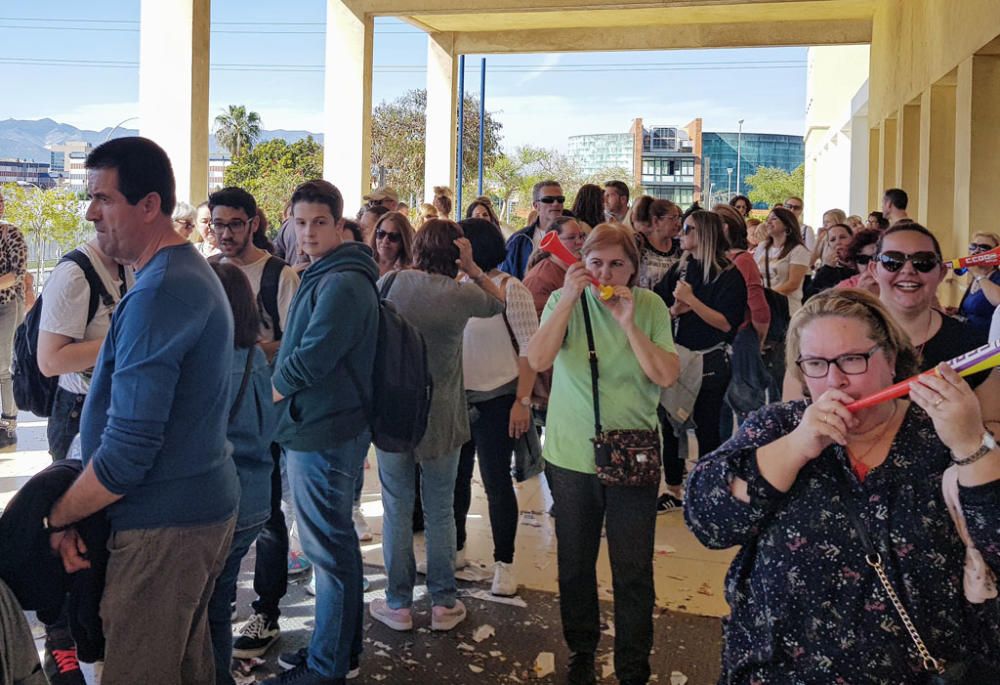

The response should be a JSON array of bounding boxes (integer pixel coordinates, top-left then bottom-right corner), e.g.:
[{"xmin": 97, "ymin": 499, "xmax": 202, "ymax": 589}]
[
  {"xmin": 61, "ymin": 250, "xmax": 114, "ymax": 324},
  {"xmin": 326, "ymin": 265, "xmax": 381, "ymax": 419},
  {"xmin": 207, "ymin": 253, "xmax": 223, "ymax": 265},
  {"xmin": 379, "ymin": 270, "xmax": 399, "ymax": 300},
  {"xmin": 259, "ymin": 256, "xmax": 286, "ymax": 341}
]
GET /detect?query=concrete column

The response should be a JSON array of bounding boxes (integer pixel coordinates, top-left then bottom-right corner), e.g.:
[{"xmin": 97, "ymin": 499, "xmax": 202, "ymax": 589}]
[
  {"xmin": 849, "ymin": 113, "xmax": 870, "ymax": 216},
  {"xmin": 868, "ymin": 127, "xmax": 880, "ymax": 211},
  {"xmin": 917, "ymin": 82, "xmax": 956, "ymax": 233},
  {"xmin": 139, "ymin": 0, "xmax": 210, "ymax": 204},
  {"xmin": 879, "ymin": 116, "xmax": 897, "ymax": 192},
  {"xmin": 954, "ymin": 54, "xmax": 1000, "ymax": 257},
  {"xmin": 323, "ymin": 1, "xmax": 373, "ymax": 210},
  {"xmin": 424, "ymin": 33, "xmax": 458, "ymax": 203},
  {"xmin": 896, "ymin": 103, "xmax": 921, "ymax": 215}
]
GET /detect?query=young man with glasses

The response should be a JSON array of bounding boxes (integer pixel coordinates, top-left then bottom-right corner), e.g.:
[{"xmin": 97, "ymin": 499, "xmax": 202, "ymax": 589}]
[
  {"xmin": 500, "ymin": 180, "xmax": 565, "ymax": 280},
  {"xmin": 783, "ymin": 196, "xmax": 815, "ymax": 251},
  {"xmin": 207, "ymin": 187, "xmax": 303, "ymax": 662}
]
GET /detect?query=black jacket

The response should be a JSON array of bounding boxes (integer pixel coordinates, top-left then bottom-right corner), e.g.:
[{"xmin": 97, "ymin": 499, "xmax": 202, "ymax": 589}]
[{"xmin": 0, "ymin": 459, "xmax": 109, "ymax": 662}]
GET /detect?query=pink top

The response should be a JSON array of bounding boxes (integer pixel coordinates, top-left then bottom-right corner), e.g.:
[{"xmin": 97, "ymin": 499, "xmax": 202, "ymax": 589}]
[
  {"xmin": 729, "ymin": 250, "xmax": 771, "ymax": 330},
  {"xmin": 835, "ymin": 273, "xmax": 863, "ymax": 289}
]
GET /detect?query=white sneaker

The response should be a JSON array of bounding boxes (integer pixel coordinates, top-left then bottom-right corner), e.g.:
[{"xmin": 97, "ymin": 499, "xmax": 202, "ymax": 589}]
[
  {"xmin": 353, "ymin": 505, "xmax": 373, "ymax": 542},
  {"xmin": 305, "ymin": 574, "xmax": 316, "ymax": 596},
  {"xmin": 490, "ymin": 561, "xmax": 518, "ymax": 597},
  {"xmin": 417, "ymin": 548, "xmax": 467, "ymax": 575}
]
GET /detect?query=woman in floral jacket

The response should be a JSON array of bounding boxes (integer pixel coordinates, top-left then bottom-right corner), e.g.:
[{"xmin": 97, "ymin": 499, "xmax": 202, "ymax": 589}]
[{"xmin": 686, "ymin": 288, "xmax": 1000, "ymax": 684}]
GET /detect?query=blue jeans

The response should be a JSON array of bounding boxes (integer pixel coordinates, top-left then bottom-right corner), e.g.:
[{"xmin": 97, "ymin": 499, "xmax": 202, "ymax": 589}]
[
  {"xmin": 376, "ymin": 449, "xmax": 461, "ymax": 609},
  {"xmin": 208, "ymin": 523, "xmax": 266, "ymax": 685},
  {"xmin": 286, "ymin": 432, "xmax": 370, "ymax": 678}
]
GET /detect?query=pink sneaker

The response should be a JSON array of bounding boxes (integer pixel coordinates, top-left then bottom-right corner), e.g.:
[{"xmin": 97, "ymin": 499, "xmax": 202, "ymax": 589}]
[
  {"xmin": 431, "ymin": 600, "xmax": 467, "ymax": 631},
  {"xmin": 369, "ymin": 598, "xmax": 413, "ymax": 631}
]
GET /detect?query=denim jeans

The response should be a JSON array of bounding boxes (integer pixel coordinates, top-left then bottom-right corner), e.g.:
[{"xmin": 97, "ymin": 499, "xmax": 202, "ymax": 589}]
[
  {"xmin": 286, "ymin": 432, "xmax": 370, "ymax": 679},
  {"xmin": 376, "ymin": 448, "xmax": 461, "ymax": 609},
  {"xmin": 455, "ymin": 394, "xmax": 518, "ymax": 563},
  {"xmin": 208, "ymin": 522, "xmax": 266, "ymax": 685},
  {"xmin": 47, "ymin": 388, "xmax": 86, "ymax": 461},
  {"xmin": 252, "ymin": 443, "xmax": 289, "ymax": 619},
  {"xmin": 0, "ymin": 299, "xmax": 19, "ymax": 417},
  {"xmin": 546, "ymin": 462, "xmax": 658, "ymax": 684}
]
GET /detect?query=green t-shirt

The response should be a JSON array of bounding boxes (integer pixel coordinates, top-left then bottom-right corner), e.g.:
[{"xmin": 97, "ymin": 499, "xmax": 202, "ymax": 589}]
[{"xmin": 542, "ymin": 286, "xmax": 675, "ymax": 474}]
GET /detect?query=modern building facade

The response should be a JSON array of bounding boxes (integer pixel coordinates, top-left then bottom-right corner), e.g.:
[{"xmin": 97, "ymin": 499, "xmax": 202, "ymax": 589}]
[
  {"xmin": 49, "ymin": 142, "xmax": 92, "ymax": 190},
  {"xmin": 566, "ymin": 132, "xmax": 634, "ymax": 178},
  {"xmin": 702, "ymin": 132, "xmax": 805, "ymax": 208},
  {"xmin": 0, "ymin": 160, "xmax": 57, "ymax": 188}
]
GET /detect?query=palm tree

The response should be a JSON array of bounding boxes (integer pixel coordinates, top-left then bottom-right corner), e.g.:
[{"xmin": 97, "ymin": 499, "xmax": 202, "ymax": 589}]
[{"xmin": 214, "ymin": 105, "xmax": 262, "ymax": 159}]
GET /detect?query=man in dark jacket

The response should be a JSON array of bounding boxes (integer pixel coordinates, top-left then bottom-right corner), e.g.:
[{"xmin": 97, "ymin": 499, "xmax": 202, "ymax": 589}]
[
  {"xmin": 499, "ymin": 179, "xmax": 564, "ymax": 280},
  {"xmin": 266, "ymin": 180, "xmax": 379, "ymax": 685}
]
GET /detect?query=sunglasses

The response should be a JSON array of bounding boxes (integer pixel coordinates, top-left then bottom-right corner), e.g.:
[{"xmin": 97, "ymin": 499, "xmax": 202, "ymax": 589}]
[
  {"xmin": 969, "ymin": 243, "xmax": 996, "ymax": 253},
  {"xmin": 854, "ymin": 253, "xmax": 874, "ymax": 266},
  {"xmin": 877, "ymin": 251, "xmax": 940, "ymax": 273},
  {"xmin": 538, "ymin": 196, "xmax": 566, "ymax": 205},
  {"xmin": 375, "ymin": 229, "xmax": 401, "ymax": 243}
]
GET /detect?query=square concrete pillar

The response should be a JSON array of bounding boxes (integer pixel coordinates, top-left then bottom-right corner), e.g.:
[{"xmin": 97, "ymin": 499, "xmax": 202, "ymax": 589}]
[
  {"xmin": 955, "ymin": 54, "xmax": 1000, "ymax": 257},
  {"xmin": 917, "ymin": 82, "xmax": 956, "ymax": 234},
  {"xmin": 868, "ymin": 127, "xmax": 881, "ymax": 211},
  {"xmin": 424, "ymin": 33, "xmax": 458, "ymax": 204},
  {"xmin": 879, "ymin": 117, "xmax": 897, "ymax": 192},
  {"xmin": 896, "ymin": 103, "xmax": 921, "ymax": 215},
  {"xmin": 849, "ymin": 114, "xmax": 870, "ymax": 216},
  {"xmin": 139, "ymin": 0, "xmax": 210, "ymax": 204},
  {"xmin": 323, "ymin": 1, "xmax": 374, "ymax": 210}
]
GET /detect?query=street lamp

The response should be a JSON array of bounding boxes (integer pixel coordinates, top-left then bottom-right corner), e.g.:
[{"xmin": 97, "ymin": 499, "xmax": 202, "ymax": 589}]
[
  {"xmin": 736, "ymin": 119, "xmax": 744, "ymax": 196},
  {"xmin": 726, "ymin": 167, "xmax": 734, "ymax": 197},
  {"xmin": 105, "ymin": 116, "xmax": 139, "ymax": 142}
]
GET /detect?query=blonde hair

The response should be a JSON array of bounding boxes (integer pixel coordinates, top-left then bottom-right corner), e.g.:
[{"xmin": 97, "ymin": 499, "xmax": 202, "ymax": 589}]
[
  {"xmin": 581, "ymin": 223, "xmax": 640, "ymax": 287},
  {"xmin": 823, "ymin": 208, "xmax": 847, "ymax": 226},
  {"xmin": 432, "ymin": 186, "xmax": 454, "ymax": 218},
  {"xmin": 786, "ymin": 288, "xmax": 920, "ymax": 390},
  {"xmin": 972, "ymin": 232, "xmax": 1000, "ymax": 247},
  {"xmin": 417, "ymin": 203, "xmax": 438, "ymax": 229}
]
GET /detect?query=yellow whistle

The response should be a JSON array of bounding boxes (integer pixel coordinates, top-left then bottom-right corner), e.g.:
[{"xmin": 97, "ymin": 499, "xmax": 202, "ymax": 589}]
[{"xmin": 599, "ymin": 285, "xmax": 615, "ymax": 301}]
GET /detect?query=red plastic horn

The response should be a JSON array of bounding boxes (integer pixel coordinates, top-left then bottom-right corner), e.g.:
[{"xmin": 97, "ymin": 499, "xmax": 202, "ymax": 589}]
[{"xmin": 945, "ymin": 244, "xmax": 1000, "ymax": 270}]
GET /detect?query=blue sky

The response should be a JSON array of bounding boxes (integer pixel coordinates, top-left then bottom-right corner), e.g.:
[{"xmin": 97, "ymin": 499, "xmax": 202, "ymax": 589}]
[{"xmin": 1, "ymin": 1, "xmax": 809, "ymax": 150}]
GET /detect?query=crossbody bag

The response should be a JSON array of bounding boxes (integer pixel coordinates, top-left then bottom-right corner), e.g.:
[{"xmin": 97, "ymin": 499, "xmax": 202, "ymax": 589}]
[{"xmin": 581, "ymin": 297, "xmax": 661, "ymax": 487}]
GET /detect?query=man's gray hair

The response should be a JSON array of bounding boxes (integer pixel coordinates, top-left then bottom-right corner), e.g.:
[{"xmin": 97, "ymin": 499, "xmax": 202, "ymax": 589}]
[{"xmin": 532, "ymin": 179, "xmax": 561, "ymax": 202}]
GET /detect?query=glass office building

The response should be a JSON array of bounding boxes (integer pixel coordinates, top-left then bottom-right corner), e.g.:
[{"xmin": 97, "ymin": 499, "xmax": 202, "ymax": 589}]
[
  {"xmin": 567, "ymin": 132, "xmax": 634, "ymax": 178},
  {"xmin": 701, "ymin": 132, "xmax": 804, "ymax": 208}
]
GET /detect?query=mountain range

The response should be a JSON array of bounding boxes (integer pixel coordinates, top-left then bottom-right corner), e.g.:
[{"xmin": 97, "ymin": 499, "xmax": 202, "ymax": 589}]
[{"xmin": 0, "ymin": 118, "xmax": 323, "ymax": 162}]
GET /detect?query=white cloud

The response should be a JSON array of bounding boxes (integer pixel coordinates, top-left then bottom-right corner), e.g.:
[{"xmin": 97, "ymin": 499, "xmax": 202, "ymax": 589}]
[{"xmin": 512, "ymin": 53, "xmax": 562, "ymax": 87}]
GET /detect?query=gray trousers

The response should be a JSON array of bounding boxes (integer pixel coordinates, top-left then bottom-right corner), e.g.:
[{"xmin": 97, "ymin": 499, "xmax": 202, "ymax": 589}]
[
  {"xmin": 100, "ymin": 517, "xmax": 235, "ymax": 685},
  {"xmin": 0, "ymin": 299, "xmax": 20, "ymax": 417},
  {"xmin": 0, "ymin": 577, "xmax": 46, "ymax": 685}
]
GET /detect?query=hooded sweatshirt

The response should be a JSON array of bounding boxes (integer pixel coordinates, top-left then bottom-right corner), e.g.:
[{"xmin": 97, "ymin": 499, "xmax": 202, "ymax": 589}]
[{"xmin": 273, "ymin": 242, "xmax": 379, "ymax": 450}]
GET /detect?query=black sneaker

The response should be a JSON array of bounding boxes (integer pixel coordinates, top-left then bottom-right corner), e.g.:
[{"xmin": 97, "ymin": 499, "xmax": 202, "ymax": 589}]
[
  {"xmin": 656, "ymin": 492, "xmax": 684, "ymax": 514},
  {"xmin": 279, "ymin": 648, "xmax": 360, "ymax": 679},
  {"xmin": 261, "ymin": 662, "xmax": 344, "ymax": 684},
  {"xmin": 233, "ymin": 612, "xmax": 280, "ymax": 658},
  {"xmin": 43, "ymin": 634, "xmax": 86, "ymax": 685},
  {"xmin": 568, "ymin": 652, "xmax": 596, "ymax": 685}
]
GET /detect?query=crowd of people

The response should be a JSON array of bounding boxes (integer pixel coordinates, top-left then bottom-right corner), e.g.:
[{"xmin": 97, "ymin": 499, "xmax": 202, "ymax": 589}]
[{"xmin": 0, "ymin": 136, "xmax": 998, "ymax": 685}]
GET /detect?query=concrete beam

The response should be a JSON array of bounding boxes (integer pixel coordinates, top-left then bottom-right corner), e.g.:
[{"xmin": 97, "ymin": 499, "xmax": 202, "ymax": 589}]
[
  {"xmin": 354, "ymin": 0, "xmax": 854, "ymax": 15},
  {"xmin": 452, "ymin": 18, "xmax": 871, "ymax": 54},
  {"xmin": 323, "ymin": 1, "xmax": 374, "ymax": 209},
  {"xmin": 424, "ymin": 33, "xmax": 458, "ymax": 203},
  {"xmin": 138, "ymin": 0, "xmax": 210, "ymax": 204}
]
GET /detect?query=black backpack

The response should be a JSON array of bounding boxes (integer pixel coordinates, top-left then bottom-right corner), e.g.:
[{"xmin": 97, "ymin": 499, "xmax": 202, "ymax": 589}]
[
  {"xmin": 343, "ymin": 269, "xmax": 433, "ymax": 453},
  {"xmin": 13, "ymin": 251, "xmax": 125, "ymax": 417},
  {"xmin": 209, "ymin": 254, "xmax": 286, "ymax": 340}
]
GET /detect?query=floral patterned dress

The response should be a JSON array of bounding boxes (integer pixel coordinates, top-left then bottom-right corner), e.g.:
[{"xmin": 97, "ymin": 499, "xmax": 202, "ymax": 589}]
[{"xmin": 685, "ymin": 400, "xmax": 1000, "ymax": 684}]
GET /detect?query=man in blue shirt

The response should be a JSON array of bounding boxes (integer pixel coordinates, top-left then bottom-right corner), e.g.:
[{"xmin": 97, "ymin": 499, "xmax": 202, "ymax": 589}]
[
  {"xmin": 46, "ymin": 137, "xmax": 239, "ymax": 684},
  {"xmin": 264, "ymin": 180, "xmax": 378, "ymax": 685}
]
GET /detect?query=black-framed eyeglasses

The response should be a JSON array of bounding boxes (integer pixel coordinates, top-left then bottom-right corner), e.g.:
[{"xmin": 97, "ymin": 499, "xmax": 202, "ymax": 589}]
[
  {"xmin": 969, "ymin": 243, "xmax": 995, "ymax": 253},
  {"xmin": 877, "ymin": 251, "xmax": 940, "ymax": 273},
  {"xmin": 538, "ymin": 195, "xmax": 565, "ymax": 205},
  {"xmin": 375, "ymin": 229, "xmax": 401, "ymax": 243},
  {"xmin": 796, "ymin": 345, "xmax": 880, "ymax": 378},
  {"xmin": 854, "ymin": 253, "xmax": 874, "ymax": 266},
  {"xmin": 209, "ymin": 218, "xmax": 251, "ymax": 233},
  {"xmin": 174, "ymin": 220, "xmax": 194, "ymax": 230}
]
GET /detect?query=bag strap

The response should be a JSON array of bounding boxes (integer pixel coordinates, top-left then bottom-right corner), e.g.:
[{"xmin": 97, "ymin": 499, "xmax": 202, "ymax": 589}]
[
  {"xmin": 831, "ymin": 464, "xmax": 944, "ymax": 674},
  {"xmin": 260, "ymin": 256, "xmax": 286, "ymax": 341},
  {"xmin": 580, "ymin": 296, "xmax": 602, "ymax": 435},
  {"xmin": 229, "ymin": 348, "xmax": 256, "ymax": 423},
  {"xmin": 61, "ymin": 250, "xmax": 115, "ymax": 323},
  {"xmin": 763, "ymin": 247, "xmax": 773, "ymax": 289},
  {"xmin": 497, "ymin": 275, "xmax": 520, "ymax": 356},
  {"xmin": 329, "ymin": 265, "xmax": 381, "ymax": 422}
]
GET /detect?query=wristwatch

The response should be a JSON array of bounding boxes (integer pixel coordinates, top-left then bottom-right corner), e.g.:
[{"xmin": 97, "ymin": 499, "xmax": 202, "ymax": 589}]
[
  {"xmin": 518, "ymin": 396, "xmax": 531, "ymax": 408},
  {"xmin": 42, "ymin": 516, "xmax": 71, "ymax": 535},
  {"xmin": 951, "ymin": 430, "xmax": 997, "ymax": 466}
]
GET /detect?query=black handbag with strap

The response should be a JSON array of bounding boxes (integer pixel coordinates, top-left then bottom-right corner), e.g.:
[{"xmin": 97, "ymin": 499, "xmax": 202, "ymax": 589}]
[
  {"xmin": 580, "ymin": 297, "xmax": 661, "ymax": 488},
  {"xmin": 762, "ymin": 247, "xmax": 791, "ymax": 345},
  {"xmin": 831, "ymin": 463, "xmax": 1000, "ymax": 684}
]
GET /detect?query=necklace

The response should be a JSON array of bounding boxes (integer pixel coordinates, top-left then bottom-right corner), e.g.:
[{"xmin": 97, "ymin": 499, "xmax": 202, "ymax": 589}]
[
  {"xmin": 912, "ymin": 309, "xmax": 935, "ymax": 356},
  {"xmin": 847, "ymin": 401, "xmax": 900, "ymax": 469}
]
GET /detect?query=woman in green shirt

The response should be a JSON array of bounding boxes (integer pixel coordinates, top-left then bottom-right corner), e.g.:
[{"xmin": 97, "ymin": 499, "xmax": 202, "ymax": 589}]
[{"xmin": 527, "ymin": 223, "xmax": 679, "ymax": 685}]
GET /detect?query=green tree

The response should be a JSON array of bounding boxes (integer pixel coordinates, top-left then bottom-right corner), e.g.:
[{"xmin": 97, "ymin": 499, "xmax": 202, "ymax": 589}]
[
  {"xmin": 223, "ymin": 137, "xmax": 324, "ymax": 228},
  {"xmin": 744, "ymin": 164, "xmax": 805, "ymax": 208},
  {"xmin": 214, "ymin": 105, "xmax": 262, "ymax": 159},
  {"xmin": 371, "ymin": 89, "xmax": 503, "ymax": 203},
  {"xmin": 2, "ymin": 183, "xmax": 89, "ymax": 288},
  {"xmin": 485, "ymin": 146, "xmax": 549, "ymax": 224}
]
